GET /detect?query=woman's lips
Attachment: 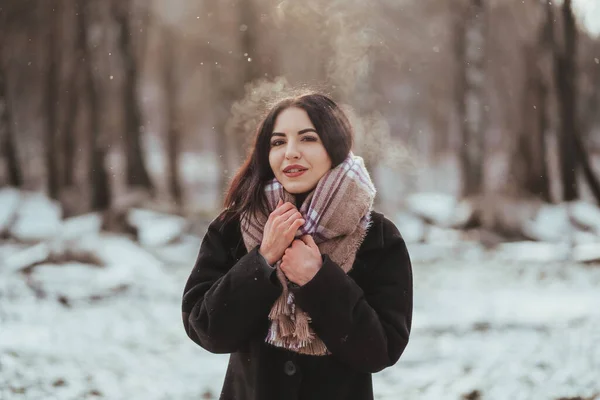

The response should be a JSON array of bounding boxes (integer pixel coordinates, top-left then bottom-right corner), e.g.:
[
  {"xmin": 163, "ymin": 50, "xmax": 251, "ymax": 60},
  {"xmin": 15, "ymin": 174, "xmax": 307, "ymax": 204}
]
[{"xmin": 283, "ymin": 169, "xmax": 307, "ymax": 178}]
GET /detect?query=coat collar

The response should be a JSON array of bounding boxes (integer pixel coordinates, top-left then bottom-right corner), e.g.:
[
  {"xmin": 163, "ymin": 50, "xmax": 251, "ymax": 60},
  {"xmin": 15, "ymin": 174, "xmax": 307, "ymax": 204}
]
[{"xmin": 357, "ymin": 211, "xmax": 385, "ymax": 253}]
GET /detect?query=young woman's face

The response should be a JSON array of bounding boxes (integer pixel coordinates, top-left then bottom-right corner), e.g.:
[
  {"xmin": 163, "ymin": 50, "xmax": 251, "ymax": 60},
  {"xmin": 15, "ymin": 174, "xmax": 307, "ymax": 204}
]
[{"xmin": 269, "ymin": 107, "xmax": 332, "ymax": 194}]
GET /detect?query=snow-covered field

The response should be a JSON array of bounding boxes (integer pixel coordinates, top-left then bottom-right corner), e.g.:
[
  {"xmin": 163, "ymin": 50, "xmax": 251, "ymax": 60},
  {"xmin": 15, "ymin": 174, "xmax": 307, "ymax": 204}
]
[{"xmin": 1, "ymin": 233, "xmax": 599, "ymax": 400}]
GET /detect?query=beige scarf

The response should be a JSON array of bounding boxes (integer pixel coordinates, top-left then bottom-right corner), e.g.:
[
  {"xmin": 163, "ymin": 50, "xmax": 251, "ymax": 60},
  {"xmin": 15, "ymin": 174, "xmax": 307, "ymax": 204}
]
[{"xmin": 240, "ymin": 153, "xmax": 376, "ymax": 355}]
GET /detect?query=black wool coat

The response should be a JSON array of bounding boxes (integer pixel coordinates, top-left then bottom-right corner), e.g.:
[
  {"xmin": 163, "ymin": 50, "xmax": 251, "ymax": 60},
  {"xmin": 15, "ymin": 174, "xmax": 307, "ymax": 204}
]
[{"xmin": 182, "ymin": 210, "xmax": 413, "ymax": 400}]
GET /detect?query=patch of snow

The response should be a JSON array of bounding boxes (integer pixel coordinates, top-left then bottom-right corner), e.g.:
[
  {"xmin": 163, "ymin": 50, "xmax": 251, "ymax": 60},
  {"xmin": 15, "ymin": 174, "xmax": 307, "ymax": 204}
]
[
  {"xmin": 128, "ymin": 208, "xmax": 189, "ymax": 247},
  {"xmin": 9, "ymin": 193, "xmax": 63, "ymax": 242},
  {"xmin": 413, "ymin": 288, "xmax": 600, "ymax": 331},
  {"xmin": 30, "ymin": 262, "xmax": 138, "ymax": 301},
  {"xmin": 522, "ymin": 203, "xmax": 571, "ymax": 242},
  {"xmin": 0, "ymin": 188, "xmax": 21, "ymax": 233},
  {"xmin": 573, "ymin": 243, "xmax": 600, "ymax": 264},
  {"xmin": 452, "ymin": 198, "xmax": 476, "ymax": 228},
  {"xmin": 573, "ymin": 230, "xmax": 600, "ymax": 244},
  {"xmin": 3, "ymin": 243, "xmax": 51, "ymax": 273},
  {"xmin": 0, "ymin": 242, "xmax": 28, "ymax": 267},
  {"xmin": 393, "ymin": 212, "xmax": 426, "ymax": 243},
  {"xmin": 496, "ymin": 241, "xmax": 571, "ymax": 263},
  {"xmin": 425, "ymin": 226, "xmax": 463, "ymax": 245},
  {"xmin": 180, "ymin": 151, "xmax": 219, "ymax": 185},
  {"xmin": 405, "ymin": 192, "xmax": 457, "ymax": 227},
  {"xmin": 406, "ymin": 242, "xmax": 457, "ymax": 263},
  {"xmin": 571, "ymin": 200, "xmax": 600, "ymax": 234},
  {"xmin": 73, "ymin": 234, "xmax": 161, "ymax": 269},
  {"xmin": 152, "ymin": 234, "xmax": 201, "ymax": 267},
  {"xmin": 59, "ymin": 213, "xmax": 103, "ymax": 242}
]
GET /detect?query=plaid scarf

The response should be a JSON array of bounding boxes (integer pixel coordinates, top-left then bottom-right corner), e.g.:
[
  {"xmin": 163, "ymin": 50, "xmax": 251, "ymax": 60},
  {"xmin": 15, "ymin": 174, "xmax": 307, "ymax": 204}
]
[{"xmin": 240, "ymin": 153, "xmax": 376, "ymax": 355}]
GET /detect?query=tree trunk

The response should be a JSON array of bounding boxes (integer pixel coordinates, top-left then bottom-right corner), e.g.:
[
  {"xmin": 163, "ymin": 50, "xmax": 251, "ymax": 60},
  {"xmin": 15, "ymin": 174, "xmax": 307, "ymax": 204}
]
[
  {"xmin": 113, "ymin": 1, "xmax": 153, "ymax": 192},
  {"xmin": 554, "ymin": 0, "xmax": 579, "ymax": 201},
  {"xmin": 580, "ymin": 41, "xmax": 600, "ymax": 138},
  {"xmin": 62, "ymin": 0, "xmax": 80, "ymax": 189},
  {"xmin": 456, "ymin": 0, "xmax": 487, "ymax": 198},
  {"xmin": 239, "ymin": 0, "xmax": 261, "ymax": 86},
  {"xmin": 532, "ymin": 65, "xmax": 551, "ymax": 201},
  {"xmin": 162, "ymin": 27, "xmax": 183, "ymax": 207},
  {"xmin": 209, "ymin": 61, "xmax": 233, "ymax": 206},
  {"xmin": 77, "ymin": 0, "xmax": 111, "ymax": 210},
  {"xmin": 61, "ymin": 62, "xmax": 79, "ymax": 188},
  {"xmin": 0, "ymin": 65, "xmax": 23, "ymax": 187},
  {"xmin": 204, "ymin": 1, "xmax": 233, "ymax": 206},
  {"xmin": 45, "ymin": 0, "xmax": 61, "ymax": 199},
  {"xmin": 511, "ymin": 3, "xmax": 552, "ymax": 202},
  {"xmin": 574, "ymin": 134, "xmax": 600, "ymax": 206}
]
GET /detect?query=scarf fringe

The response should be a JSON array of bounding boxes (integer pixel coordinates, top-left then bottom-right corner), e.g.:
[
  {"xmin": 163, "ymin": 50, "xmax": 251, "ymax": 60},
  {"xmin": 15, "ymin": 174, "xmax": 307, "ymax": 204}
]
[
  {"xmin": 266, "ymin": 332, "xmax": 330, "ymax": 356},
  {"xmin": 268, "ymin": 291, "xmax": 291, "ymax": 319},
  {"xmin": 293, "ymin": 310, "xmax": 313, "ymax": 341},
  {"xmin": 277, "ymin": 315, "xmax": 296, "ymax": 337}
]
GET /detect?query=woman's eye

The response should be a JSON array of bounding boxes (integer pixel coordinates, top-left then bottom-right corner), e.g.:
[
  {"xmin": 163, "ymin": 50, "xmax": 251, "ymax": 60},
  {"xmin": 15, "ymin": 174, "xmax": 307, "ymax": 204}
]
[
  {"xmin": 271, "ymin": 140, "xmax": 284, "ymax": 147},
  {"xmin": 302, "ymin": 136, "xmax": 318, "ymax": 142}
]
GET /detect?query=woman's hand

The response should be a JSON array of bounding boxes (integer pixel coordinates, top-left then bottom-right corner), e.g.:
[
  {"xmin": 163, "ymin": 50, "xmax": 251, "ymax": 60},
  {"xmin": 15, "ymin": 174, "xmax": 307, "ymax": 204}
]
[
  {"xmin": 280, "ymin": 235, "xmax": 322, "ymax": 286},
  {"xmin": 259, "ymin": 199, "xmax": 305, "ymax": 265}
]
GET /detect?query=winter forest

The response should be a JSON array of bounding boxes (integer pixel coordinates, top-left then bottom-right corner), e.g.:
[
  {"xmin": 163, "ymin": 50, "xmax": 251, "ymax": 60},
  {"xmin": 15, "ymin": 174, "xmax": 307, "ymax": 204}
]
[{"xmin": 1, "ymin": 0, "xmax": 600, "ymax": 399}]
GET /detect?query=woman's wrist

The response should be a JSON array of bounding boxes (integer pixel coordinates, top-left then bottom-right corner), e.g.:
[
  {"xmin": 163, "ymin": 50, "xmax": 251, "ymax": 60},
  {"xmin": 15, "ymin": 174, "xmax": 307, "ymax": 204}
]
[{"xmin": 258, "ymin": 247, "xmax": 275, "ymax": 265}]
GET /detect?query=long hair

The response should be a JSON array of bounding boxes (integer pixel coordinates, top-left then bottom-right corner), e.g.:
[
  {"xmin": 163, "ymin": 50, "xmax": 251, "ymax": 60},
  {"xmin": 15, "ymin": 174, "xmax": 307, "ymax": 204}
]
[{"xmin": 222, "ymin": 93, "xmax": 354, "ymax": 223}]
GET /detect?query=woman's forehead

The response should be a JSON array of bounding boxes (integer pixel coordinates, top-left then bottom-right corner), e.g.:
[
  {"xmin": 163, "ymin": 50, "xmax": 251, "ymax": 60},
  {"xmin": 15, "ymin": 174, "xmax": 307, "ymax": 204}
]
[{"xmin": 272, "ymin": 108, "xmax": 315, "ymax": 133}]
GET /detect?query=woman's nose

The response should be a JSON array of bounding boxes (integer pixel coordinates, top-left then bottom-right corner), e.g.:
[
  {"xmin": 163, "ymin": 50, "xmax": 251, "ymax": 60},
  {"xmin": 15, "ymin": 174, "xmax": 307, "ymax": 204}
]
[{"xmin": 285, "ymin": 142, "xmax": 301, "ymax": 159}]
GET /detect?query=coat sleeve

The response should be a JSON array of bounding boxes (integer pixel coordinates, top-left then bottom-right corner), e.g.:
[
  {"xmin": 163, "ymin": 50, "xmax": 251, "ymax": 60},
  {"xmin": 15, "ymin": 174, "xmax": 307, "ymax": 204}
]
[
  {"xmin": 182, "ymin": 216, "xmax": 282, "ymax": 354},
  {"xmin": 293, "ymin": 217, "xmax": 413, "ymax": 373}
]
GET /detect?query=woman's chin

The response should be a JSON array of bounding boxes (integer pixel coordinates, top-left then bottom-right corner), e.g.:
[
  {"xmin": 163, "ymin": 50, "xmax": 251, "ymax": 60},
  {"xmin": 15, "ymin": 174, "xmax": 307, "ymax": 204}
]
[{"xmin": 282, "ymin": 182, "xmax": 315, "ymax": 194}]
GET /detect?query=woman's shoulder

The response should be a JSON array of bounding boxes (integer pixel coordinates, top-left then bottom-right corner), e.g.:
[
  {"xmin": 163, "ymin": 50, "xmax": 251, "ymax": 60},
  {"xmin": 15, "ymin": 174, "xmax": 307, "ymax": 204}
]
[
  {"xmin": 360, "ymin": 211, "xmax": 405, "ymax": 253},
  {"xmin": 204, "ymin": 209, "xmax": 242, "ymax": 243}
]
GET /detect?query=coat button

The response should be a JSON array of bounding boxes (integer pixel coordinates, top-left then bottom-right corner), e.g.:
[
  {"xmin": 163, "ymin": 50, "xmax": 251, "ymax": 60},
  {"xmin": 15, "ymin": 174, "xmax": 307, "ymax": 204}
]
[{"xmin": 284, "ymin": 360, "xmax": 297, "ymax": 376}]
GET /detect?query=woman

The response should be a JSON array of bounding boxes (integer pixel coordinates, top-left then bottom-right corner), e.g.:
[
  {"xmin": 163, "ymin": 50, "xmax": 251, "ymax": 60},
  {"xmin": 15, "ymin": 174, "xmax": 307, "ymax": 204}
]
[{"xmin": 182, "ymin": 93, "xmax": 413, "ymax": 400}]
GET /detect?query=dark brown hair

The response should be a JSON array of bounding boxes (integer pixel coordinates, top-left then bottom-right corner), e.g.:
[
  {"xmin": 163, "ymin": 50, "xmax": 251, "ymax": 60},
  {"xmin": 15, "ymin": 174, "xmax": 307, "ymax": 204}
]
[{"xmin": 222, "ymin": 93, "xmax": 354, "ymax": 223}]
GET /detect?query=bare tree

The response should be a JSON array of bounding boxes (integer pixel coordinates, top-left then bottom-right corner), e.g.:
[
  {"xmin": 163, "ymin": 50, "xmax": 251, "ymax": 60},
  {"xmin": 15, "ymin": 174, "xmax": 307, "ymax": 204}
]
[
  {"xmin": 61, "ymin": 0, "xmax": 81, "ymax": 188},
  {"xmin": 455, "ymin": 0, "xmax": 487, "ymax": 199},
  {"xmin": 549, "ymin": 0, "xmax": 600, "ymax": 205},
  {"xmin": 577, "ymin": 40, "xmax": 600, "ymax": 205},
  {"xmin": 574, "ymin": 132, "xmax": 600, "ymax": 205},
  {"xmin": 239, "ymin": 0, "xmax": 262, "ymax": 85},
  {"xmin": 553, "ymin": 0, "xmax": 579, "ymax": 201},
  {"xmin": 0, "ymin": 65, "xmax": 22, "ymax": 187},
  {"xmin": 580, "ymin": 41, "xmax": 600, "ymax": 139},
  {"xmin": 534, "ymin": 0, "xmax": 598, "ymax": 206},
  {"xmin": 112, "ymin": 0, "xmax": 153, "ymax": 193},
  {"xmin": 77, "ymin": 0, "xmax": 111, "ymax": 210},
  {"xmin": 207, "ymin": 0, "xmax": 260, "ymax": 202},
  {"xmin": 510, "ymin": 1, "xmax": 552, "ymax": 202},
  {"xmin": 211, "ymin": 63, "xmax": 236, "ymax": 204},
  {"xmin": 45, "ymin": 0, "xmax": 61, "ymax": 199},
  {"xmin": 162, "ymin": 26, "xmax": 183, "ymax": 207},
  {"xmin": 0, "ymin": 2, "xmax": 24, "ymax": 187}
]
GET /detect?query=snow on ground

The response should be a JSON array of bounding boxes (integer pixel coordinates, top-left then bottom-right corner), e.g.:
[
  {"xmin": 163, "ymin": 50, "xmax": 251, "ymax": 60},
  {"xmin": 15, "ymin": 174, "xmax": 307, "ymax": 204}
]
[{"xmin": 1, "ymin": 236, "xmax": 600, "ymax": 400}]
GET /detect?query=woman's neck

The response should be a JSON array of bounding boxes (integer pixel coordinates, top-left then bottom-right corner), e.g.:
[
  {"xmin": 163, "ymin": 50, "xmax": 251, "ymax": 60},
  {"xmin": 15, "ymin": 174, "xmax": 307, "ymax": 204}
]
[{"xmin": 295, "ymin": 192, "xmax": 309, "ymax": 208}]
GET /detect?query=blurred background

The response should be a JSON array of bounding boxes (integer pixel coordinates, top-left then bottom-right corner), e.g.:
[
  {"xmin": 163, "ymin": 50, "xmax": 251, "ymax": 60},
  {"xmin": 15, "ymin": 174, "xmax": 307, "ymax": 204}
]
[{"xmin": 1, "ymin": 0, "xmax": 599, "ymax": 399}]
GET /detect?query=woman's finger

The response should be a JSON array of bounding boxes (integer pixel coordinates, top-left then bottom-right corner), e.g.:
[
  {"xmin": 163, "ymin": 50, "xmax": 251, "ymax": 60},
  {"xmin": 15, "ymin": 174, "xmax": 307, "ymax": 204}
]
[
  {"xmin": 286, "ymin": 218, "xmax": 305, "ymax": 235},
  {"xmin": 275, "ymin": 208, "xmax": 298, "ymax": 226},
  {"xmin": 299, "ymin": 235, "xmax": 318, "ymax": 250},
  {"xmin": 270, "ymin": 202, "xmax": 295, "ymax": 218},
  {"xmin": 283, "ymin": 210, "xmax": 303, "ymax": 225}
]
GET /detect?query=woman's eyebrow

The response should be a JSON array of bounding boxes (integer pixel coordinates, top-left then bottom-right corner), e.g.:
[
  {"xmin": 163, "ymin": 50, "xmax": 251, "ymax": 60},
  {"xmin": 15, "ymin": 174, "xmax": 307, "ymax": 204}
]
[{"xmin": 271, "ymin": 128, "xmax": 317, "ymax": 137}]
